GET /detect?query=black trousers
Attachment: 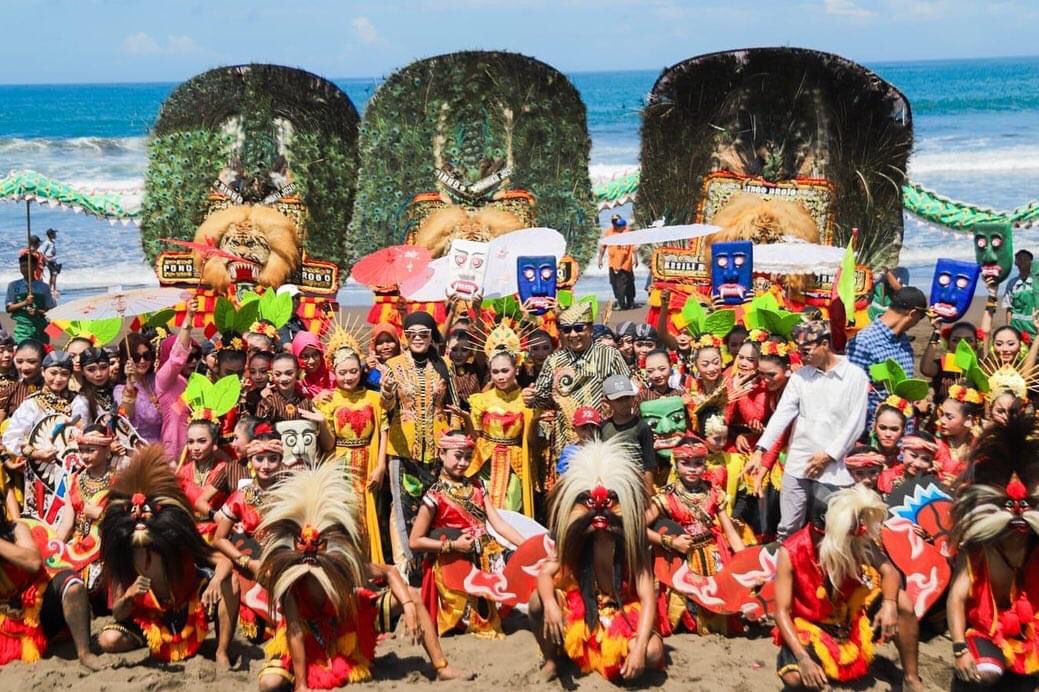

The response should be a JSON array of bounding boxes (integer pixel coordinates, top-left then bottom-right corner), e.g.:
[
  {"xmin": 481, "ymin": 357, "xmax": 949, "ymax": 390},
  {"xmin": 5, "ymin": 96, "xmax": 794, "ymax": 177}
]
[{"xmin": 609, "ymin": 268, "xmax": 635, "ymax": 309}]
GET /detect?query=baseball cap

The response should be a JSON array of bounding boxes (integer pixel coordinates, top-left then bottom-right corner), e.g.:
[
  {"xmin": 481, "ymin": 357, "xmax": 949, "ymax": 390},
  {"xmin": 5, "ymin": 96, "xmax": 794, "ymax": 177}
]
[
  {"xmin": 602, "ymin": 374, "xmax": 638, "ymax": 400},
  {"xmin": 610, "ymin": 214, "xmax": 627, "ymax": 228},
  {"xmin": 890, "ymin": 286, "xmax": 927, "ymax": 312},
  {"xmin": 572, "ymin": 406, "xmax": 602, "ymax": 427}
]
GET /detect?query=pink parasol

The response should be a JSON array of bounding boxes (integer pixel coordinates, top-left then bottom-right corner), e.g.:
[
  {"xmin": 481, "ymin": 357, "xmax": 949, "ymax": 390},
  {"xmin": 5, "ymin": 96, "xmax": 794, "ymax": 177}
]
[{"xmin": 351, "ymin": 245, "xmax": 432, "ymax": 294}]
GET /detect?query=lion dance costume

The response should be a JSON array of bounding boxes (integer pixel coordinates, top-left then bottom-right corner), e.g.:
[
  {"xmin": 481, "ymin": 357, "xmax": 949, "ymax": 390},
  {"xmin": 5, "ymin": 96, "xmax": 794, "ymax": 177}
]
[
  {"xmin": 257, "ymin": 461, "xmax": 378, "ymax": 688},
  {"xmin": 951, "ymin": 411, "xmax": 1039, "ymax": 678},
  {"xmin": 548, "ymin": 438, "xmax": 652, "ymax": 681},
  {"xmin": 774, "ymin": 485, "xmax": 887, "ymax": 683},
  {"xmin": 99, "ymin": 446, "xmax": 216, "ymax": 662}
]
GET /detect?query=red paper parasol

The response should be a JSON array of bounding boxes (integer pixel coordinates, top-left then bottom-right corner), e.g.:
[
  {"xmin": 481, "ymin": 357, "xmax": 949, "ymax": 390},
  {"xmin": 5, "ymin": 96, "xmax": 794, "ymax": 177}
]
[{"xmin": 351, "ymin": 245, "xmax": 432, "ymax": 293}]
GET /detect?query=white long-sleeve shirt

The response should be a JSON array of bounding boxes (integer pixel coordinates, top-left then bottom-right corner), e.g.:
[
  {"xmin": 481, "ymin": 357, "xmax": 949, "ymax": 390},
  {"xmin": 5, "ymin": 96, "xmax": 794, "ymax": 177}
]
[{"xmin": 755, "ymin": 355, "xmax": 868, "ymax": 486}]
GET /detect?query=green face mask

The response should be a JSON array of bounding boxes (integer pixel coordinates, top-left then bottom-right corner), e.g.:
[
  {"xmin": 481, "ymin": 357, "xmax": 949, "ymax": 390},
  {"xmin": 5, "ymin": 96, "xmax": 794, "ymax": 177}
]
[
  {"xmin": 639, "ymin": 396, "xmax": 689, "ymax": 459},
  {"xmin": 973, "ymin": 222, "xmax": 1013, "ymax": 284}
]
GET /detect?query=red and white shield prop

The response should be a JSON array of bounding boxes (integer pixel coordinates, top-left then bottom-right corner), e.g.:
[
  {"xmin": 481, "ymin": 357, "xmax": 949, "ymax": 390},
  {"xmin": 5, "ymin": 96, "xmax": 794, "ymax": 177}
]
[
  {"xmin": 669, "ymin": 543, "xmax": 780, "ymax": 621},
  {"xmin": 885, "ymin": 475, "xmax": 954, "ymax": 558},
  {"xmin": 438, "ymin": 533, "xmax": 554, "ymax": 608},
  {"xmin": 881, "ymin": 517, "xmax": 951, "ymax": 617},
  {"xmin": 23, "ymin": 517, "xmax": 102, "ymax": 576}
]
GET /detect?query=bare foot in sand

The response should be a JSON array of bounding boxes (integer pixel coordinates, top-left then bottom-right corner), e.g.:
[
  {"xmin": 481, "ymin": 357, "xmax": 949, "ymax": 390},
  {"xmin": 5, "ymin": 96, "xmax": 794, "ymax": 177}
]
[
  {"xmin": 215, "ymin": 651, "xmax": 233, "ymax": 670},
  {"xmin": 436, "ymin": 664, "xmax": 475, "ymax": 681},
  {"xmin": 903, "ymin": 675, "xmax": 925, "ymax": 692},
  {"xmin": 79, "ymin": 653, "xmax": 107, "ymax": 671},
  {"xmin": 538, "ymin": 659, "xmax": 558, "ymax": 682}
]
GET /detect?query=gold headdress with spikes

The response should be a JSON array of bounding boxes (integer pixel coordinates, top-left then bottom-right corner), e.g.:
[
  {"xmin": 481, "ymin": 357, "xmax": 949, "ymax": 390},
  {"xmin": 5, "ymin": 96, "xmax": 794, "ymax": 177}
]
[
  {"xmin": 468, "ymin": 319, "xmax": 536, "ymax": 366},
  {"xmin": 323, "ymin": 314, "xmax": 369, "ymax": 370},
  {"xmin": 982, "ymin": 357, "xmax": 1039, "ymax": 403}
]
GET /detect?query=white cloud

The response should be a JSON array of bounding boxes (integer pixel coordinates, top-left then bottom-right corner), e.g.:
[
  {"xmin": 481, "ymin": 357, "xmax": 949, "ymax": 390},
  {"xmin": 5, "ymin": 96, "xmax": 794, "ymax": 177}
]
[
  {"xmin": 121, "ymin": 32, "xmax": 203, "ymax": 56},
  {"xmin": 351, "ymin": 17, "xmax": 379, "ymax": 44},
  {"xmin": 166, "ymin": 35, "xmax": 200, "ymax": 55},
  {"xmin": 824, "ymin": 0, "xmax": 876, "ymax": 18},
  {"xmin": 122, "ymin": 32, "xmax": 161, "ymax": 55}
]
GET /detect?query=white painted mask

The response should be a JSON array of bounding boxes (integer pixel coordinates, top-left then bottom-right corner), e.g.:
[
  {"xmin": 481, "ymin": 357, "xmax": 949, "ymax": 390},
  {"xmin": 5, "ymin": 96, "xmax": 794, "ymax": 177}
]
[{"xmin": 446, "ymin": 239, "xmax": 488, "ymax": 298}]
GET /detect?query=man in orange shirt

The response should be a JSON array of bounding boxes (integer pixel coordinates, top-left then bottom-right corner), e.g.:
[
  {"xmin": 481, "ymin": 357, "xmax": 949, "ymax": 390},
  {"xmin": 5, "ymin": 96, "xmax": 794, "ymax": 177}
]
[{"xmin": 598, "ymin": 214, "xmax": 637, "ymax": 310}]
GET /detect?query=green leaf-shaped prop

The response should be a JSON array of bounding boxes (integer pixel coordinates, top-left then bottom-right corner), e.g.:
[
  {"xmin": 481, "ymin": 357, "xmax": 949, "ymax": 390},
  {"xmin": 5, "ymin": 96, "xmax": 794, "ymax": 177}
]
[
  {"xmin": 681, "ymin": 297, "xmax": 734, "ymax": 338},
  {"xmin": 182, "ymin": 373, "xmax": 241, "ymax": 419},
  {"xmin": 868, "ymin": 357, "xmax": 930, "ymax": 403},
  {"xmin": 240, "ymin": 290, "xmax": 294, "ymax": 329},
  {"xmin": 481, "ymin": 295, "xmax": 521, "ymax": 320},
  {"xmin": 234, "ymin": 300, "xmax": 260, "ymax": 334},
  {"xmin": 952, "ymin": 340, "xmax": 990, "ymax": 393},
  {"xmin": 213, "ymin": 297, "xmax": 261, "ymax": 336},
  {"xmin": 213, "ymin": 298, "xmax": 235, "ymax": 334},
  {"xmin": 62, "ymin": 317, "xmax": 122, "ymax": 346},
  {"xmin": 743, "ymin": 293, "xmax": 780, "ymax": 330},
  {"xmin": 144, "ymin": 309, "xmax": 176, "ymax": 329},
  {"xmin": 703, "ymin": 310, "xmax": 736, "ymax": 337}
]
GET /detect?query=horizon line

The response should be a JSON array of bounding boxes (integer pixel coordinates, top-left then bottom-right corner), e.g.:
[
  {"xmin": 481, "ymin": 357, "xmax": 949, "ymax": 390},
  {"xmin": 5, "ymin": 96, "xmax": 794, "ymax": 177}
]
[{"xmin": 1, "ymin": 52, "xmax": 1037, "ymax": 88}]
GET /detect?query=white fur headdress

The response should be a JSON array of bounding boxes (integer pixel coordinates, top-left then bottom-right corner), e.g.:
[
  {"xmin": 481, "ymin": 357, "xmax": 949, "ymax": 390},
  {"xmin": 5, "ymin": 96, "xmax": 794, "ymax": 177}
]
[
  {"xmin": 548, "ymin": 437, "xmax": 647, "ymax": 576},
  {"xmin": 257, "ymin": 460, "xmax": 365, "ymax": 616}
]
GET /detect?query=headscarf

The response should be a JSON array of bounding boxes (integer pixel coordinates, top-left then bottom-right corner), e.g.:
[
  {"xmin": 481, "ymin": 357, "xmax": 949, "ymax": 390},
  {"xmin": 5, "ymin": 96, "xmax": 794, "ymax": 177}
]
[
  {"xmin": 369, "ymin": 323, "xmax": 401, "ymax": 356},
  {"xmin": 403, "ymin": 311, "xmax": 440, "ymax": 339},
  {"xmin": 401, "ymin": 311, "xmax": 453, "ymax": 406},
  {"xmin": 157, "ymin": 334, "xmax": 199, "ymax": 370},
  {"xmin": 291, "ymin": 330, "xmax": 334, "ymax": 398},
  {"xmin": 42, "ymin": 350, "xmax": 73, "ymax": 371}
]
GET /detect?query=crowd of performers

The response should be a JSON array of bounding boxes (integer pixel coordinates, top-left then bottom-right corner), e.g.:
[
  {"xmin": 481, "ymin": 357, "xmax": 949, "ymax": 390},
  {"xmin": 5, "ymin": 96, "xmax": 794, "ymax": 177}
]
[{"xmin": 0, "ymin": 278, "xmax": 1034, "ymax": 691}]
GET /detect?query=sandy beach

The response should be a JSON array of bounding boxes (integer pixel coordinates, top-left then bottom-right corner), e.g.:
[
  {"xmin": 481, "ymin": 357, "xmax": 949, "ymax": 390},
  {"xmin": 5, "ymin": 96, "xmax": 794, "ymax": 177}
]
[{"xmin": 0, "ymin": 293, "xmax": 987, "ymax": 691}]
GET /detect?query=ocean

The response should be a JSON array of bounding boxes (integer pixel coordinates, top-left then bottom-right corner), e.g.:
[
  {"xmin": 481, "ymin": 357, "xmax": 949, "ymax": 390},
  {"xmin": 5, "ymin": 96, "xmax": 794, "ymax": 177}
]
[{"xmin": 2, "ymin": 55, "xmax": 1039, "ymax": 306}]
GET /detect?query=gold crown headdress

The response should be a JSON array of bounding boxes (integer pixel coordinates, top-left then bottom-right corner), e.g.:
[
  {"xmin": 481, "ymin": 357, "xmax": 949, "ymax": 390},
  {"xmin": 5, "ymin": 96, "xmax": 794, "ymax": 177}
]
[
  {"xmin": 981, "ymin": 357, "xmax": 1039, "ymax": 403},
  {"xmin": 468, "ymin": 319, "xmax": 535, "ymax": 366}
]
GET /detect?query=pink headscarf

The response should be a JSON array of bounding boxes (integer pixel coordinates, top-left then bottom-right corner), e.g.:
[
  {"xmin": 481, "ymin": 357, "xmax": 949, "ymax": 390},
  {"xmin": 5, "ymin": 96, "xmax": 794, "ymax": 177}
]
[
  {"xmin": 291, "ymin": 330, "xmax": 334, "ymax": 397},
  {"xmin": 158, "ymin": 334, "xmax": 198, "ymax": 370}
]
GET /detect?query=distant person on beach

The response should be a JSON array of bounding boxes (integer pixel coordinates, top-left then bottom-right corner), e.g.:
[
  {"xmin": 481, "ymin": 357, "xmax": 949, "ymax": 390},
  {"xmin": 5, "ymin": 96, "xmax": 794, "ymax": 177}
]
[
  {"xmin": 5, "ymin": 253, "xmax": 55, "ymax": 345},
  {"xmin": 598, "ymin": 214, "xmax": 637, "ymax": 310},
  {"xmin": 1002, "ymin": 248, "xmax": 1036, "ymax": 335},
  {"xmin": 39, "ymin": 228, "xmax": 60, "ymax": 293}
]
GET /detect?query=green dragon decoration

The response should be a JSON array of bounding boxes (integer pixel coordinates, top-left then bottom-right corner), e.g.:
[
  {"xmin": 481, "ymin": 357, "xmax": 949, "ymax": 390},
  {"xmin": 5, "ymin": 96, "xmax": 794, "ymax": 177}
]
[{"xmin": 1, "ymin": 170, "xmax": 137, "ymax": 222}]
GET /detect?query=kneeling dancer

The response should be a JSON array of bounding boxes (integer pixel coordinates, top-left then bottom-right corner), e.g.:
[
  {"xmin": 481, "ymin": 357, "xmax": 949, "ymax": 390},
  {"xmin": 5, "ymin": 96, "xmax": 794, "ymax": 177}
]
[
  {"xmin": 529, "ymin": 438, "xmax": 664, "ymax": 683},
  {"xmin": 98, "ymin": 445, "xmax": 238, "ymax": 665}
]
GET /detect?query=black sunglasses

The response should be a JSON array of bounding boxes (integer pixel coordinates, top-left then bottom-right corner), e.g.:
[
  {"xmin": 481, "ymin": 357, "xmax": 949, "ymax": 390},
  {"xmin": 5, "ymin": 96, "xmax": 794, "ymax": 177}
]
[
  {"xmin": 131, "ymin": 351, "xmax": 154, "ymax": 362},
  {"xmin": 560, "ymin": 324, "xmax": 589, "ymax": 334}
]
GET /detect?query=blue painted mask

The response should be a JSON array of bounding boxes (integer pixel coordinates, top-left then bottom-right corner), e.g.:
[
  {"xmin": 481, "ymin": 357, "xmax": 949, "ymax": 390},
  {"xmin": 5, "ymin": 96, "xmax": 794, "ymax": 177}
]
[
  {"xmin": 711, "ymin": 241, "xmax": 753, "ymax": 305},
  {"xmin": 930, "ymin": 259, "xmax": 980, "ymax": 322},
  {"xmin": 516, "ymin": 255, "xmax": 557, "ymax": 315}
]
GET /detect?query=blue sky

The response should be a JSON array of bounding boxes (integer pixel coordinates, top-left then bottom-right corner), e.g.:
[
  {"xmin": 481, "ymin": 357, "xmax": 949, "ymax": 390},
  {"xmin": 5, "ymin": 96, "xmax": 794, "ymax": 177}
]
[{"xmin": 2, "ymin": 0, "xmax": 1037, "ymax": 84}]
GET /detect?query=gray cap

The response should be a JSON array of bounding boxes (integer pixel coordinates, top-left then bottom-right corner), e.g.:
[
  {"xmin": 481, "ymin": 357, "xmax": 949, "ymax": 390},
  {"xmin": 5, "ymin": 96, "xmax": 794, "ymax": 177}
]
[{"xmin": 602, "ymin": 374, "xmax": 638, "ymax": 400}]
